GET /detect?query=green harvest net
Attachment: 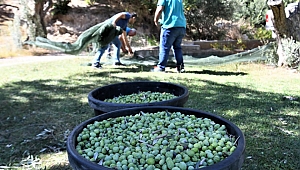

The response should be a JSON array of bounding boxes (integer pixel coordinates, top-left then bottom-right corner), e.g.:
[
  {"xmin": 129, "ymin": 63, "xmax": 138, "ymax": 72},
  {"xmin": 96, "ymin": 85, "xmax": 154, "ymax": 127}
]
[
  {"xmin": 24, "ymin": 21, "xmax": 123, "ymax": 55},
  {"xmin": 24, "ymin": 18, "xmax": 275, "ymax": 67},
  {"xmin": 113, "ymin": 42, "xmax": 276, "ymax": 67}
]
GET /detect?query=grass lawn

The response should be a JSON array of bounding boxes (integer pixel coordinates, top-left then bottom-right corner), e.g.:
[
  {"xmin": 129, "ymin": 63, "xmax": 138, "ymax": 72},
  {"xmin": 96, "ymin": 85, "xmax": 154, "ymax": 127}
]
[{"xmin": 0, "ymin": 55, "xmax": 299, "ymax": 169}]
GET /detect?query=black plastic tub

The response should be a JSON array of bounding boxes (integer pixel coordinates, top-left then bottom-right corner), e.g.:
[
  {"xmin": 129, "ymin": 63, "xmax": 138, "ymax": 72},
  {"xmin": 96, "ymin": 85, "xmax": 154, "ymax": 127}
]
[
  {"xmin": 87, "ymin": 81, "xmax": 189, "ymax": 115},
  {"xmin": 67, "ymin": 106, "xmax": 245, "ymax": 170}
]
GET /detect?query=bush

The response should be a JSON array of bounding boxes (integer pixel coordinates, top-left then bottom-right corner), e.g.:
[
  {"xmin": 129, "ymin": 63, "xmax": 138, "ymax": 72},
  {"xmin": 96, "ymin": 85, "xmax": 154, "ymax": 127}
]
[
  {"xmin": 51, "ymin": 0, "xmax": 71, "ymax": 15},
  {"xmin": 232, "ymin": 0, "xmax": 268, "ymax": 26},
  {"xmin": 254, "ymin": 27, "xmax": 272, "ymax": 41},
  {"xmin": 85, "ymin": 0, "xmax": 95, "ymax": 5},
  {"xmin": 264, "ymin": 42, "xmax": 278, "ymax": 65},
  {"xmin": 184, "ymin": 0, "xmax": 234, "ymax": 40},
  {"xmin": 232, "ymin": 0, "xmax": 299, "ymax": 27},
  {"xmin": 281, "ymin": 37, "xmax": 300, "ymax": 69},
  {"xmin": 265, "ymin": 38, "xmax": 300, "ymax": 69}
]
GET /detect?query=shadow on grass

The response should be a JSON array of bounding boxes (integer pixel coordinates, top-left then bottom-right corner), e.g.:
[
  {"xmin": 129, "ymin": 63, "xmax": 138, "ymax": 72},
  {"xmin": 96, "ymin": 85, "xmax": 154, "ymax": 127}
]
[
  {"xmin": 101, "ymin": 64, "xmax": 248, "ymax": 76},
  {"xmin": 184, "ymin": 70, "xmax": 247, "ymax": 76},
  {"xmin": 178, "ymin": 79, "xmax": 300, "ymax": 169},
  {"xmin": 0, "ymin": 67, "xmax": 299, "ymax": 169},
  {"xmin": 47, "ymin": 164, "xmax": 73, "ymax": 170}
]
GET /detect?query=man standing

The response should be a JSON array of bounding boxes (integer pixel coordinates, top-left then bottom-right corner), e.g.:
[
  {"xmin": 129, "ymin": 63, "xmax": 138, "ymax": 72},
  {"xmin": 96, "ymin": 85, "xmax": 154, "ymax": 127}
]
[
  {"xmin": 152, "ymin": 0, "xmax": 186, "ymax": 73},
  {"xmin": 92, "ymin": 12, "xmax": 137, "ymax": 69}
]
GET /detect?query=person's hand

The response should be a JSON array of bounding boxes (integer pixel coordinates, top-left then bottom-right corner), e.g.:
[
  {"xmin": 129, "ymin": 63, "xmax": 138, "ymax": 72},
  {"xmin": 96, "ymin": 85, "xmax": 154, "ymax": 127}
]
[
  {"xmin": 128, "ymin": 48, "xmax": 134, "ymax": 55},
  {"xmin": 122, "ymin": 49, "xmax": 129, "ymax": 54},
  {"xmin": 129, "ymin": 49, "xmax": 134, "ymax": 55}
]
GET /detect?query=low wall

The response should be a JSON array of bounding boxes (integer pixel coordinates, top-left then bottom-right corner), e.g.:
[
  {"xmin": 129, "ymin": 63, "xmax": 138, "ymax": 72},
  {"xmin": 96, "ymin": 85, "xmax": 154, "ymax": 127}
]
[
  {"xmin": 133, "ymin": 45, "xmax": 235, "ymax": 58},
  {"xmin": 189, "ymin": 39, "xmax": 264, "ymax": 50},
  {"xmin": 134, "ymin": 40, "xmax": 265, "ymax": 58}
]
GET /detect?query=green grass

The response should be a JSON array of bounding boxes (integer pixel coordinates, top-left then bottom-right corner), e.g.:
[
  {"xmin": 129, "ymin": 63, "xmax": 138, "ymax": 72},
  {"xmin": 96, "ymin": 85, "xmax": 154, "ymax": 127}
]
[{"xmin": 0, "ymin": 55, "xmax": 299, "ymax": 169}]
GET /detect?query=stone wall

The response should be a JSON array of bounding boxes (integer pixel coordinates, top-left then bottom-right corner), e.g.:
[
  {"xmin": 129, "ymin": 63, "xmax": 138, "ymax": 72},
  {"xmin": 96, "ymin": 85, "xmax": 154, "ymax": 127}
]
[{"xmin": 134, "ymin": 40, "xmax": 265, "ymax": 58}]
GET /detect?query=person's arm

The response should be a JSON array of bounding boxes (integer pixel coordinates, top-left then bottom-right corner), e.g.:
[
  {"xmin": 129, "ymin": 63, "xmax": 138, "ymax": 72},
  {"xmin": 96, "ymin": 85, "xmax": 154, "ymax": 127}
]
[
  {"xmin": 120, "ymin": 30, "xmax": 133, "ymax": 54},
  {"xmin": 119, "ymin": 32, "xmax": 128, "ymax": 53},
  {"xmin": 112, "ymin": 13, "xmax": 126, "ymax": 27},
  {"xmin": 154, "ymin": 5, "xmax": 164, "ymax": 26}
]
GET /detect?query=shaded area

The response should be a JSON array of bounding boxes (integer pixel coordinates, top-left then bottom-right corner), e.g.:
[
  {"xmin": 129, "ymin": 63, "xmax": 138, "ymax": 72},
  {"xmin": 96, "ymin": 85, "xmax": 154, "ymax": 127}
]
[
  {"xmin": 0, "ymin": 66, "xmax": 299, "ymax": 169},
  {"xmin": 108, "ymin": 65, "xmax": 248, "ymax": 75},
  {"xmin": 117, "ymin": 43, "xmax": 274, "ymax": 68},
  {"xmin": 180, "ymin": 70, "xmax": 247, "ymax": 75},
  {"xmin": 0, "ymin": 4, "xmax": 17, "ymax": 24}
]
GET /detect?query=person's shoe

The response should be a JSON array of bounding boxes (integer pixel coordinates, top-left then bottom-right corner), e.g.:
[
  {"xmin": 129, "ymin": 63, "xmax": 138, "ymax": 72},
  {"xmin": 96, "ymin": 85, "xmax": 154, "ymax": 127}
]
[
  {"xmin": 114, "ymin": 62, "xmax": 126, "ymax": 66},
  {"xmin": 151, "ymin": 66, "xmax": 165, "ymax": 72},
  {"xmin": 176, "ymin": 65, "xmax": 185, "ymax": 73},
  {"xmin": 92, "ymin": 62, "xmax": 102, "ymax": 69}
]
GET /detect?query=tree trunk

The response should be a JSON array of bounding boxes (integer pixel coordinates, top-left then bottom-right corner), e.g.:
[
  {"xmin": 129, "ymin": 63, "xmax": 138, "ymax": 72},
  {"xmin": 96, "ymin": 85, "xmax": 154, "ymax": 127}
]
[
  {"xmin": 286, "ymin": 3, "xmax": 300, "ymax": 42},
  {"xmin": 267, "ymin": 0, "xmax": 286, "ymax": 66},
  {"xmin": 268, "ymin": 0, "xmax": 289, "ymax": 38},
  {"xmin": 33, "ymin": 0, "xmax": 53, "ymax": 38},
  {"xmin": 267, "ymin": 0, "xmax": 300, "ymax": 67},
  {"xmin": 32, "ymin": 1, "xmax": 47, "ymax": 38},
  {"xmin": 23, "ymin": 0, "xmax": 52, "ymax": 41}
]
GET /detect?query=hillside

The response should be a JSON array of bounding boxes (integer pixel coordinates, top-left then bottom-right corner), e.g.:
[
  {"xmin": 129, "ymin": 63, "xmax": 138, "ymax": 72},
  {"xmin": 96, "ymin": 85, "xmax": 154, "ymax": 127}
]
[{"xmin": 0, "ymin": 0, "xmax": 156, "ymax": 57}]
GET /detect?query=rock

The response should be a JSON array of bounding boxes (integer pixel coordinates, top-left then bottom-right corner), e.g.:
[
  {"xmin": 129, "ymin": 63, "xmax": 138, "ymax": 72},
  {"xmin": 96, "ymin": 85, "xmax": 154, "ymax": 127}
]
[
  {"xmin": 59, "ymin": 27, "xmax": 68, "ymax": 34},
  {"xmin": 54, "ymin": 20, "xmax": 62, "ymax": 26},
  {"xmin": 241, "ymin": 34, "xmax": 249, "ymax": 40}
]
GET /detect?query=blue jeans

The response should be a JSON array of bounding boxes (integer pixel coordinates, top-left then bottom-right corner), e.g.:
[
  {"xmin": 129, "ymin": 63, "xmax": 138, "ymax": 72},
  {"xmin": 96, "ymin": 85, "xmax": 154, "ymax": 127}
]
[
  {"xmin": 157, "ymin": 27, "xmax": 186, "ymax": 69},
  {"xmin": 93, "ymin": 36, "xmax": 121, "ymax": 64}
]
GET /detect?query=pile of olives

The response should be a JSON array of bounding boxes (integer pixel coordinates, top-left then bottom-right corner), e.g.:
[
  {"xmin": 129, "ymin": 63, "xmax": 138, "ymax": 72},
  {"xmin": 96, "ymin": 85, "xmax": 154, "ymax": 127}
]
[
  {"xmin": 76, "ymin": 111, "xmax": 238, "ymax": 170},
  {"xmin": 104, "ymin": 91, "xmax": 177, "ymax": 104}
]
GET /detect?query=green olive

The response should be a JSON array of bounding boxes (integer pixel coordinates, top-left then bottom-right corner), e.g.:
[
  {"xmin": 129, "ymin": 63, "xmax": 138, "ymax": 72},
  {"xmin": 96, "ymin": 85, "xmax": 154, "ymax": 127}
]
[
  {"xmin": 75, "ymin": 111, "xmax": 238, "ymax": 169},
  {"xmin": 104, "ymin": 91, "xmax": 177, "ymax": 104}
]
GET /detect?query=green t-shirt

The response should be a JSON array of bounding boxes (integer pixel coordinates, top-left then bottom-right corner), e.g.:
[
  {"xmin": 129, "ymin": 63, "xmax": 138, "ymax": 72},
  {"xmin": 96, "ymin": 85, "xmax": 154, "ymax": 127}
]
[{"xmin": 157, "ymin": 0, "xmax": 186, "ymax": 28}]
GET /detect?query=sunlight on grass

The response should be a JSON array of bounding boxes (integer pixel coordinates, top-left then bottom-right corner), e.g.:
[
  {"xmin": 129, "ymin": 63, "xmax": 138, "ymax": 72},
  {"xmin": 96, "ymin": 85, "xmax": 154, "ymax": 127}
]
[
  {"xmin": 40, "ymin": 151, "xmax": 70, "ymax": 169},
  {"xmin": 224, "ymin": 109, "xmax": 242, "ymax": 117},
  {"xmin": 11, "ymin": 95, "xmax": 29, "ymax": 103}
]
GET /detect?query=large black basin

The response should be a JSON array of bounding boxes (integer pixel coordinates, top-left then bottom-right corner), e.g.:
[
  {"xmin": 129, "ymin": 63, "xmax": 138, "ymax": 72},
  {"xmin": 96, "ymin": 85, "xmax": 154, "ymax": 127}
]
[
  {"xmin": 87, "ymin": 81, "xmax": 189, "ymax": 115},
  {"xmin": 67, "ymin": 106, "xmax": 245, "ymax": 170}
]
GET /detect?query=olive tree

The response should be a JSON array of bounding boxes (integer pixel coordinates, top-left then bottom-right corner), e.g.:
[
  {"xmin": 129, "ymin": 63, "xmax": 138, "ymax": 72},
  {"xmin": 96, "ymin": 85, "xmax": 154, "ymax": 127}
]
[
  {"xmin": 184, "ymin": 0, "xmax": 234, "ymax": 40},
  {"xmin": 231, "ymin": 0, "xmax": 297, "ymax": 26},
  {"xmin": 232, "ymin": 0, "xmax": 269, "ymax": 26},
  {"xmin": 268, "ymin": 0, "xmax": 300, "ymax": 68},
  {"xmin": 20, "ymin": 0, "xmax": 53, "ymax": 41}
]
